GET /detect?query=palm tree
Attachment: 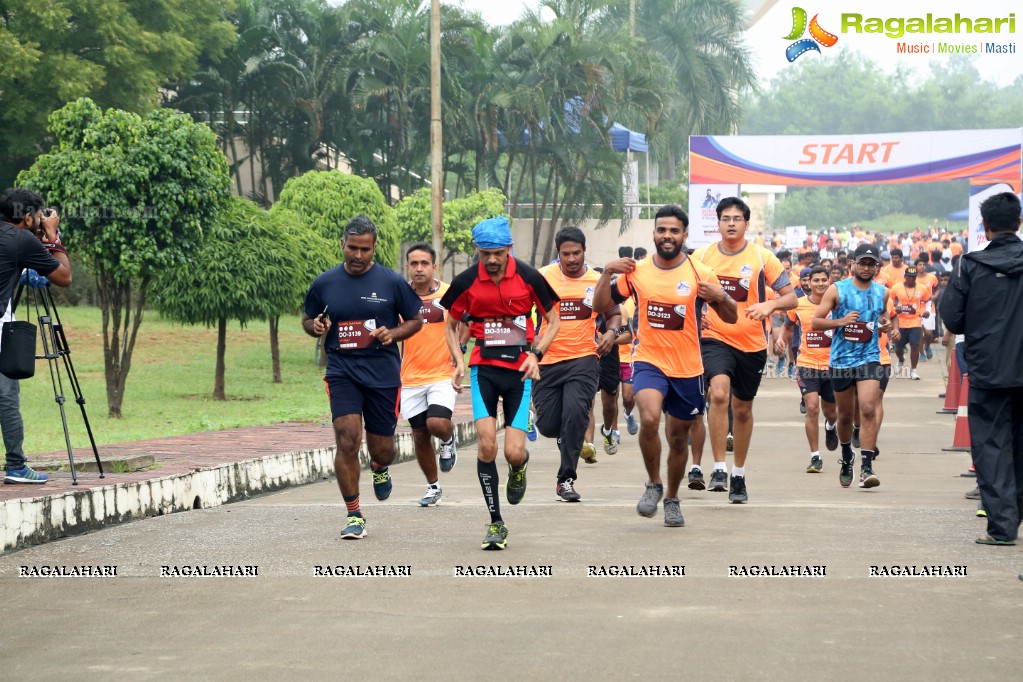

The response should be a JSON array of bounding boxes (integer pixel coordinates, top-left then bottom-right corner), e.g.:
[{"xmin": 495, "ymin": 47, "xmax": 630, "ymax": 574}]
[{"xmin": 612, "ymin": 0, "xmax": 758, "ymax": 180}]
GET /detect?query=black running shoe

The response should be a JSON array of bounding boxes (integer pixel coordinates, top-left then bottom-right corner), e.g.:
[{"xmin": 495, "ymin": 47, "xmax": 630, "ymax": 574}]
[
  {"xmin": 728, "ymin": 475, "xmax": 748, "ymax": 504},
  {"xmin": 708, "ymin": 469, "xmax": 728, "ymax": 492},
  {"xmin": 556, "ymin": 478, "xmax": 581, "ymax": 502},
  {"xmin": 506, "ymin": 451, "xmax": 529, "ymax": 505},
  {"xmin": 839, "ymin": 457, "xmax": 854, "ymax": 488},
  {"xmin": 806, "ymin": 455, "xmax": 823, "ymax": 473},
  {"xmin": 824, "ymin": 424, "xmax": 838, "ymax": 452},
  {"xmin": 687, "ymin": 468, "xmax": 705, "ymax": 491}
]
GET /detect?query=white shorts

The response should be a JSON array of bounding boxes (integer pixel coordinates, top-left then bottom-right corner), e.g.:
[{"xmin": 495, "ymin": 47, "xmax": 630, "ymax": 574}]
[
  {"xmin": 400, "ymin": 380, "xmax": 457, "ymax": 420},
  {"xmin": 922, "ymin": 315, "xmax": 935, "ymax": 331}
]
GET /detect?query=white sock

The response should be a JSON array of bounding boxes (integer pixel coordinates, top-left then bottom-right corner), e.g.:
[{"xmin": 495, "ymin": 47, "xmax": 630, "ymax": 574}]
[
  {"xmin": 690, "ymin": 465, "xmax": 702, "ymax": 473},
  {"xmin": 428, "ymin": 481, "xmax": 440, "ymax": 490},
  {"xmin": 824, "ymin": 420, "xmax": 835, "ymax": 431},
  {"xmin": 625, "ymin": 410, "xmax": 633, "ymax": 418},
  {"xmin": 732, "ymin": 466, "xmax": 746, "ymax": 477},
  {"xmin": 810, "ymin": 451, "xmax": 820, "ymax": 459},
  {"xmin": 601, "ymin": 425, "xmax": 612, "ymax": 436},
  {"xmin": 714, "ymin": 462, "xmax": 727, "ymax": 472}
]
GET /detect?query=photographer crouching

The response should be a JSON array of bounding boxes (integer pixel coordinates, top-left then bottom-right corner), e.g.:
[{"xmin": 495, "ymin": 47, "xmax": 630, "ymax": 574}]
[{"xmin": 0, "ymin": 188, "xmax": 72, "ymax": 484}]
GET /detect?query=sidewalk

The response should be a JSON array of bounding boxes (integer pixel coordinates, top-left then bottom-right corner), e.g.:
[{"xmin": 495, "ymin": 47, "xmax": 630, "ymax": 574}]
[{"xmin": 1, "ymin": 391, "xmax": 489, "ymax": 552}]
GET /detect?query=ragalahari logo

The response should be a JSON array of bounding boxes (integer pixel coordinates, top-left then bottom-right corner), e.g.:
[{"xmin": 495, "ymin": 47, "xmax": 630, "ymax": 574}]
[{"xmin": 784, "ymin": 7, "xmax": 839, "ymax": 62}]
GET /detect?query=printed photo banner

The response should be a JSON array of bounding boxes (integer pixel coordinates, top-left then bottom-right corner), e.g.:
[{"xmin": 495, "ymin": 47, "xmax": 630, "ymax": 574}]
[{"xmin": 690, "ymin": 128, "xmax": 1022, "ymax": 186}]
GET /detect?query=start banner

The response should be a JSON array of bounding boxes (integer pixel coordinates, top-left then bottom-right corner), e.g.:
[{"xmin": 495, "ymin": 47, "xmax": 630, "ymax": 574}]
[{"xmin": 690, "ymin": 128, "xmax": 1022, "ymax": 186}]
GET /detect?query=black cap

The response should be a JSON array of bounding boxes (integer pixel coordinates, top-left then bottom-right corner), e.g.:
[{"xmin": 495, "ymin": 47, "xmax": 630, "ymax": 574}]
[
  {"xmin": 853, "ymin": 243, "xmax": 881, "ymax": 263},
  {"xmin": 904, "ymin": 266, "xmax": 918, "ymax": 277}
]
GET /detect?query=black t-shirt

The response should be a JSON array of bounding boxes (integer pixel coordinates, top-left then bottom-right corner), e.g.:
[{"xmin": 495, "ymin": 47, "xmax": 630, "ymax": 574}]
[
  {"xmin": 304, "ymin": 262, "xmax": 423, "ymax": 387},
  {"xmin": 0, "ymin": 222, "xmax": 60, "ymax": 308}
]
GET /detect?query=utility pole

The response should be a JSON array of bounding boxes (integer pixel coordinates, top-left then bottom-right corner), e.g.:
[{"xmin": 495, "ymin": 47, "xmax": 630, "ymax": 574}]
[{"xmin": 430, "ymin": 0, "xmax": 444, "ymax": 263}]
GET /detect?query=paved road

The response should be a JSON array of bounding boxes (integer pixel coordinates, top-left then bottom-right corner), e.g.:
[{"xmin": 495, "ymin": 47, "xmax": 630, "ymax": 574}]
[{"xmin": 1, "ymin": 361, "xmax": 1019, "ymax": 680}]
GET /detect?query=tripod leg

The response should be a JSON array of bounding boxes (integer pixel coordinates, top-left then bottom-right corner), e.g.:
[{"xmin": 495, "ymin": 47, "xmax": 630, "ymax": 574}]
[
  {"xmin": 47, "ymin": 293, "xmax": 104, "ymax": 477},
  {"xmin": 32, "ymin": 288, "xmax": 81, "ymax": 484}
]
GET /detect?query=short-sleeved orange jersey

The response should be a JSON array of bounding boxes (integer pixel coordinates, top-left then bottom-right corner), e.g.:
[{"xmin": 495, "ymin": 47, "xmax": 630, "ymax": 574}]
[
  {"xmin": 692, "ymin": 241, "xmax": 788, "ymax": 353},
  {"xmin": 879, "ymin": 299, "xmax": 895, "ymax": 365},
  {"xmin": 951, "ymin": 241, "xmax": 964, "ymax": 256},
  {"xmin": 611, "ymin": 256, "xmax": 719, "ymax": 378},
  {"xmin": 400, "ymin": 281, "xmax": 452, "ymax": 387},
  {"xmin": 539, "ymin": 264, "xmax": 601, "ymax": 365},
  {"xmin": 890, "ymin": 282, "xmax": 931, "ymax": 329},
  {"xmin": 787, "ymin": 296, "xmax": 832, "ymax": 370},
  {"xmin": 919, "ymin": 271, "xmax": 938, "ymax": 295},
  {"xmin": 880, "ymin": 264, "xmax": 906, "ymax": 287}
]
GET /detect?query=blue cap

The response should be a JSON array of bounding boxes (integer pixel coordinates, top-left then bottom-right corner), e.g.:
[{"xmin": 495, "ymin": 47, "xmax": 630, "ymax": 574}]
[
  {"xmin": 799, "ymin": 267, "xmax": 812, "ymax": 278},
  {"xmin": 472, "ymin": 216, "xmax": 514, "ymax": 249}
]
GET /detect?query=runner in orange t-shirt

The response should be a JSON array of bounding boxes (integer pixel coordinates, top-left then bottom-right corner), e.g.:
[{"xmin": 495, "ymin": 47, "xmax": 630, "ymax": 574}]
[
  {"xmin": 534, "ymin": 227, "xmax": 623, "ymax": 502},
  {"xmin": 401, "ymin": 243, "xmax": 459, "ymax": 506},
  {"xmin": 689, "ymin": 197, "xmax": 798, "ymax": 504},
  {"xmin": 594, "ymin": 204, "xmax": 736, "ymax": 528},
  {"xmin": 890, "ymin": 267, "xmax": 931, "ymax": 379},
  {"xmin": 778, "ymin": 266, "xmax": 838, "ymax": 473},
  {"xmin": 880, "ymin": 248, "xmax": 907, "ymax": 286}
]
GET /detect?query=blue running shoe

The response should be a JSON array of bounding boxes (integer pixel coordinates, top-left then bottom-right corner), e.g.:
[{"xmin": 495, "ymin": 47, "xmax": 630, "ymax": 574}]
[
  {"xmin": 526, "ymin": 409, "xmax": 537, "ymax": 442},
  {"xmin": 3, "ymin": 466, "xmax": 48, "ymax": 484},
  {"xmin": 371, "ymin": 466, "xmax": 392, "ymax": 500},
  {"xmin": 340, "ymin": 513, "xmax": 367, "ymax": 539},
  {"xmin": 438, "ymin": 438, "xmax": 457, "ymax": 473},
  {"xmin": 625, "ymin": 411, "xmax": 638, "ymax": 436}
]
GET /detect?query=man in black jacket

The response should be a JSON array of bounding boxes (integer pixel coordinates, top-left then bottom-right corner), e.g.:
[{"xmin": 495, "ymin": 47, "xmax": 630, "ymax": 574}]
[{"xmin": 940, "ymin": 191, "xmax": 1023, "ymax": 546}]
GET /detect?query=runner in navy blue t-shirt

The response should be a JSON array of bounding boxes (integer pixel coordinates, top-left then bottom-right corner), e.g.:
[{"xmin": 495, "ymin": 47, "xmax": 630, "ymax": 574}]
[{"xmin": 303, "ymin": 216, "xmax": 423, "ymax": 540}]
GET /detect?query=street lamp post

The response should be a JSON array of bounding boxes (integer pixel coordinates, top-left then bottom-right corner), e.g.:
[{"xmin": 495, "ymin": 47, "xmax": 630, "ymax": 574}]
[{"xmin": 430, "ymin": 0, "xmax": 444, "ymax": 264}]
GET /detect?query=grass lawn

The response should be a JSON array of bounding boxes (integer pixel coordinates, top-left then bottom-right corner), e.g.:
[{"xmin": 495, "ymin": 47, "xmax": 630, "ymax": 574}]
[{"xmin": 18, "ymin": 306, "xmax": 332, "ymax": 455}]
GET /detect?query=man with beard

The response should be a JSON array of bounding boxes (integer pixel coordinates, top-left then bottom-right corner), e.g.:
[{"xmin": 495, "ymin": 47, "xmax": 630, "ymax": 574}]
[
  {"xmin": 400, "ymin": 243, "xmax": 459, "ymax": 507},
  {"xmin": 534, "ymin": 227, "xmax": 622, "ymax": 502},
  {"xmin": 440, "ymin": 217, "xmax": 560, "ymax": 550},
  {"xmin": 779, "ymin": 267, "xmax": 838, "ymax": 473},
  {"xmin": 303, "ymin": 216, "xmax": 424, "ymax": 540},
  {"xmin": 690, "ymin": 197, "xmax": 797, "ymax": 504},
  {"xmin": 812, "ymin": 243, "xmax": 898, "ymax": 490},
  {"xmin": 594, "ymin": 204, "xmax": 736, "ymax": 528}
]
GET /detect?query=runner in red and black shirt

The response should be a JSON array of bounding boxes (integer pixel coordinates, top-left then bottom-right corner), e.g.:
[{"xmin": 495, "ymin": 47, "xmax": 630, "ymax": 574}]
[{"xmin": 440, "ymin": 217, "xmax": 560, "ymax": 550}]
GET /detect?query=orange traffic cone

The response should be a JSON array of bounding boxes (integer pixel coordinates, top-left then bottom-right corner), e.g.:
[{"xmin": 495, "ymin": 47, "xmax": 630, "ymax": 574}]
[
  {"xmin": 937, "ymin": 352, "xmax": 961, "ymax": 413},
  {"xmin": 943, "ymin": 373, "xmax": 971, "ymax": 452}
]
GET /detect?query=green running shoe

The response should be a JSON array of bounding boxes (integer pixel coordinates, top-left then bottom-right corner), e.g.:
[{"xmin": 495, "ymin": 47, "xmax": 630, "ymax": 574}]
[{"xmin": 481, "ymin": 523, "xmax": 508, "ymax": 550}]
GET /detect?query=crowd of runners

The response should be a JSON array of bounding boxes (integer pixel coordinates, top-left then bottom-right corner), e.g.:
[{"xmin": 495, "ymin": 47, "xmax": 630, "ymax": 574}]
[{"xmin": 303, "ymin": 194, "xmax": 1020, "ymax": 551}]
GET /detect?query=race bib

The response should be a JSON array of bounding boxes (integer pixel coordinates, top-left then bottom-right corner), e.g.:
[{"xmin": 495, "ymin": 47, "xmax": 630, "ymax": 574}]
[
  {"xmin": 843, "ymin": 321, "xmax": 874, "ymax": 344},
  {"xmin": 646, "ymin": 300, "xmax": 686, "ymax": 331},
  {"xmin": 896, "ymin": 304, "xmax": 916, "ymax": 315},
  {"xmin": 718, "ymin": 276, "xmax": 750, "ymax": 303},
  {"xmin": 805, "ymin": 330, "xmax": 832, "ymax": 349},
  {"xmin": 559, "ymin": 297, "xmax": 593, "ymax": 322},
  {"xmin": 419, "ymin": 299, "xmax": 444, "ymax": 324},
  {"xmin": 336, "ymin": 319, "xmax": 377, "ymax": 350},
  {"xmin": 483, "ymin": 317, "xmax": 528, "ymax": 347}
]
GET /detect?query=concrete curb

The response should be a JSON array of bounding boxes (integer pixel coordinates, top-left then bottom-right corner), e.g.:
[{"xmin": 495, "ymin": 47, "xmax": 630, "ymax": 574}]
[{"xmin": 1, "ymin": 416, "xmax": 500, "ymax": 554}]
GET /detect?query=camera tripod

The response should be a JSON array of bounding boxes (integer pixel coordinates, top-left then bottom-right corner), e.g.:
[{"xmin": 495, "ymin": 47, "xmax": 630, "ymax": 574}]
[{"xmin": 19, "ymin": 283, "xmax": 103, "ymax": 484}]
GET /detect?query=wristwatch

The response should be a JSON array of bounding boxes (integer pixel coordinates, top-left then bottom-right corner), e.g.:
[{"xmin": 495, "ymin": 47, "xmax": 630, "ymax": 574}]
[{"xmin": 529, "ymin": 348, "xmax": 544, "ymax": 361}]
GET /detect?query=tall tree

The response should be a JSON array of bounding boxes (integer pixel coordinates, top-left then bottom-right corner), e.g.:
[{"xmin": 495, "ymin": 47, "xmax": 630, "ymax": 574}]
[
  {"xmin": 19, "ymin": 98, "xmax": 231, "ymax": 417},
  {"xmin": 0, "ymin": 0, "xmax": 236, "ymax": 187},
  {"xmin": 152, "ymin": 197, "xmax": 317, "ymax": 398}
]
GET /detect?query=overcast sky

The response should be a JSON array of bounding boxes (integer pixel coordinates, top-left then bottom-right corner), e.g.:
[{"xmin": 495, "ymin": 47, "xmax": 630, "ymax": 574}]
[{"xmin": 453, "ymin": 0, "xmax": 1022, "ymax": 88}]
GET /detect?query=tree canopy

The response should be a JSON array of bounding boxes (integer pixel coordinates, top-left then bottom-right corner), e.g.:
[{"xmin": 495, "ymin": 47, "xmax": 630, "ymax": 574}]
[
  {"xmin": 0, "ymin": 0, "xmax": 235, "ymax": 187},
  {"xmin": 19, "ymin": 97, "xmax": 231, "ymax": 417}
]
